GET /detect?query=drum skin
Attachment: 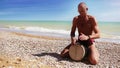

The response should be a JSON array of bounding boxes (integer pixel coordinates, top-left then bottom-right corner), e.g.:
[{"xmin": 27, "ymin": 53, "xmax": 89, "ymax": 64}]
[{"xmin": 69, "ymin": 43, "xmax": 85, "ymax": 61}]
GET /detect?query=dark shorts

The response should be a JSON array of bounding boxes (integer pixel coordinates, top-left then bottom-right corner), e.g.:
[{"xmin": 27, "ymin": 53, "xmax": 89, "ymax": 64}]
[
  {"xmin": 77, "ymin": 38, "xmax": 94, "ymax": 48},
  {"xmin": 65, "ymin": 39, "xmax": 94, "ymax": 49}
]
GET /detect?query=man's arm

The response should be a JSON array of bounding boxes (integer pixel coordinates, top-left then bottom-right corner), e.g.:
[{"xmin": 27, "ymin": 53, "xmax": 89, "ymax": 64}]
[
  {"xmin": 70, "ymin": 17, "xmax": 78, "ymax": 45},
  {"xmin": 89, "ymin": 17, "xmax": 100, "ymax": 39}
]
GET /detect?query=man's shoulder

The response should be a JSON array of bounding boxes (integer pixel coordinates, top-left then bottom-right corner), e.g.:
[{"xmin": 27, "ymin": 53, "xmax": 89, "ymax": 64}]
[
  {"xmin": 88, "ymin": 15, "xmax": 95, "ymax": 19},
  {"xmin": 88, "ymin": 15, "xmax": 97, "ymax": 25},
  {"xmin": 73, "ymin": 16, "xmax": 79, "ymax": 23},
  {"xmin": 74, "ymin": 16, "xmax": 79, "ymax": 20}
]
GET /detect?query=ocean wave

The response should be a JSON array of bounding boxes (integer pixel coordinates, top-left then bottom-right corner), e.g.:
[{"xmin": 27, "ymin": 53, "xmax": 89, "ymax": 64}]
[
  {"xmin": 7, "ymin": 26, "xmax": 71, "ymax": 35},
  {"xmin": 8, "ymin": 26, "xmax": 22, "ymax": 30},
  {"xmin": 25, "ymin": 27, "xmax": 70, "ymax": 34},
  {"xmin": 4, "ymin": 25, "xmax": 120, "ymax": 40}
]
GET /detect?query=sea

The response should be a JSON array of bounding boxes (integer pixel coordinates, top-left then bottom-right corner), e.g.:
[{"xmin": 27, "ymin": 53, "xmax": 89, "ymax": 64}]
[{"xmin": 0, "ymin": 20, "xmax": 120, "ymax": 42}]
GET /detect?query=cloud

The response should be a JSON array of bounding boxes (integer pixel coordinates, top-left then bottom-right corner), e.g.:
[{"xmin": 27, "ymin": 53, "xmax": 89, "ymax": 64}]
[
  {"xmin": 110, "ymin": 2, "xmax": 120, "ymax": 7},
  {"xmin": 108, "ymin": 0, "xmax": 120, "ymax": 7},
  {"xmin": 91, "ymin": 0, "xmax": 120, "ymax": 22},
  {"xmin": 95, "ymin": 10, "xmax": 120, "ymax": 22}
]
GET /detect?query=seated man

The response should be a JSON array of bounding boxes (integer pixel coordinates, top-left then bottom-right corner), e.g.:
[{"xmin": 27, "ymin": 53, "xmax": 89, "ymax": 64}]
[{"xmin": 60, "ymin": 2, "xmax": 100, "ymax": 65}]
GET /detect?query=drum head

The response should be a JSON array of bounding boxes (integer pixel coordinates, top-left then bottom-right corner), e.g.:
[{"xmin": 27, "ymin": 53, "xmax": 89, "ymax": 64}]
[{"xmin": 69, "ymin": 44, "xmax": 85, "ymax": 61}]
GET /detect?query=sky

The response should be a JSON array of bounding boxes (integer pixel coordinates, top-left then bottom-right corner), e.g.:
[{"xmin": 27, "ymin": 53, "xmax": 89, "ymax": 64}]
[{"xmin": 0, "ymin": 0, "xmax": 120, "ymax": 21}]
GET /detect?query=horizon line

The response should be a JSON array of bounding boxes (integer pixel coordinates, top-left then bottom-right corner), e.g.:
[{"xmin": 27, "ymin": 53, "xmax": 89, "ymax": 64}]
[{"xmin": 0, "ymin": 20, "xmax": 120, "ymax": 22}]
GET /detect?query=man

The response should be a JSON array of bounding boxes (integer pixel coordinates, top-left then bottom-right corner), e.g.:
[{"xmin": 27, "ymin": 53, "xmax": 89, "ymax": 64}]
[{"xmin": 60, "ymin": 2, "xmax": 100, "ymax": 65}]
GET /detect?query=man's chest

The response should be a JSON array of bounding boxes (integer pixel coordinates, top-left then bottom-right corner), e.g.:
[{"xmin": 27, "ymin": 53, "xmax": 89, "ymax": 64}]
[{"xmin": 77, "ymin": 20, "xmax": 92, "ymax": 29}]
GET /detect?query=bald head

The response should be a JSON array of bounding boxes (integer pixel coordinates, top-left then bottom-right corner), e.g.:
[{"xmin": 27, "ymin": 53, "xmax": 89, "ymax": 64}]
[
  {"xmin": 78, "ymin": 2, "xmax": 88, "ymax": 17},
  {"xmin": 78, "ymin": 2, "xmax": 88, "ymax": 11}
]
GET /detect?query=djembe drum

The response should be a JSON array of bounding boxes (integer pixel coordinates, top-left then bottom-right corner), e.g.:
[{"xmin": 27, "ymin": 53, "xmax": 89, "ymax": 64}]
[{"xmin": 69, "ymin": 42, "xmax": 86, "ymax": 61}]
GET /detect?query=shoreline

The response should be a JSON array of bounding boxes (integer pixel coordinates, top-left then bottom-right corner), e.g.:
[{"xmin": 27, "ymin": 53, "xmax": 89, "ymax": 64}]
[{"xmin": 0, "ymin": 27, "xmax": 120, "ymax": 42}]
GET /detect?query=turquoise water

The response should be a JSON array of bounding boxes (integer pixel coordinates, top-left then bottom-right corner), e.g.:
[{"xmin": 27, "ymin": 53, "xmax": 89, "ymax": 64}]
[
  {"xmin": 0, "ymin": 20, "xmax": 71, "ymax": 30},
  {"xmin": 98, "ymin": 22, "xmax": 120, "ymax": 35},
  {"xmin": 0, "ymin": 20, "xmax": 120, "ymax": 39}
]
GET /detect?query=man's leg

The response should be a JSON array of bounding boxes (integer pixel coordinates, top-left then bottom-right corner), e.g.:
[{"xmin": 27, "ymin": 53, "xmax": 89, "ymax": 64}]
[
  {"xmin": 88, "ymin": 43, "xmax": 99, "ymax": 65},
  {"xmin": 60, "ymin": 44, "xmax": 71, "ymax": 58}
]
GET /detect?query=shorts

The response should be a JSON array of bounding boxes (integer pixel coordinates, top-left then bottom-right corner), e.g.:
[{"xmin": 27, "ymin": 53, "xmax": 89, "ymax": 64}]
[{"xmin": 65, "ymin": 38, "xmax": 94, "ymax": 49}]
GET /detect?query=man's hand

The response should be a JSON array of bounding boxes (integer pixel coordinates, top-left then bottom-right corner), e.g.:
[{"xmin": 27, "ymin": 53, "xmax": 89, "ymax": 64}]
[{"xmin": 79, "ymin": 33, "xmax": 89, "ymax": 41}]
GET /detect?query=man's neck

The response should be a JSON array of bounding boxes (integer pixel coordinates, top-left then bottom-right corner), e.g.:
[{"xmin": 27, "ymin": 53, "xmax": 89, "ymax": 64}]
[{"xmin": 79, "ymin": 15, "xmax": 89, "ymax": 22}]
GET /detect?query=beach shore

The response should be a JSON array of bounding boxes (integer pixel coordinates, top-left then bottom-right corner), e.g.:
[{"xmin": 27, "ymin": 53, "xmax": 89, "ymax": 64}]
[{"xmin": 0, "ymin": 30, "xmax": 120, "ymax": 68}]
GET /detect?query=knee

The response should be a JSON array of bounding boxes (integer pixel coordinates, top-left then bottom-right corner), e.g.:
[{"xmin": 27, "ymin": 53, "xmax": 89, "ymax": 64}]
[
  {"xmin": 60, "ymin": 49, "xmax": 69, "ymax": 57},
  {"xmin": 61, "ymin": 49, "xmax": 69, "ymax": 54},
  {"xmin": 89, "ymin": 58, "xmax": 99, "ymax": 65}
]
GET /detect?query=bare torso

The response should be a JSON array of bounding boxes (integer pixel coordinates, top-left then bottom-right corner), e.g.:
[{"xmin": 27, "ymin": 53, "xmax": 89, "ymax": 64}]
[{"xmin": 76, "ymin": 15, "xmax": 95, "ymax": 36}]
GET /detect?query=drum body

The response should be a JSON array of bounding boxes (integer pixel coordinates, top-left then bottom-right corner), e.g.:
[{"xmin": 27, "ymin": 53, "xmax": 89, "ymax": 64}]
[{"xmin": 69, "ymin": 43, "xmax": 86, "ymax": 61}]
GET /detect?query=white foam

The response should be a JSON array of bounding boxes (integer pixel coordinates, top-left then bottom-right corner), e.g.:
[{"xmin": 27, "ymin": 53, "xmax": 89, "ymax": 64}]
[
  {"xmin": 7, "ymin": 26, "xmax": 71, "ymax": 35},
  {"xmin": 5, "ymin": 26, "xmax": 120, "ymax": 41},
  {"xmin": 95, "ymin": 38, "xmax": 120, "ymax": 44},
  {"xmin": 8, "ymin": 25, "xmax": 21, "ymax": 30},
  {"xmin": 25, "ymin": 27, "xmax": 70, "ymax": 34}
]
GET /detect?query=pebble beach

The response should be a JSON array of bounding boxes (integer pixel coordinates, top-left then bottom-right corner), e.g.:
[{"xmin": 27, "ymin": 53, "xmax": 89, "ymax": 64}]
[{"xmin": 0, "ymin": 30, "xmax": 120, "ymax": 68}]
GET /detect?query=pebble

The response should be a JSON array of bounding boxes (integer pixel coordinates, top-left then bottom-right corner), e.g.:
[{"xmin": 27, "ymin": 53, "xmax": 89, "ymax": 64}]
[{"xmin": 0, "ymin": 31, "xmax": 120, "ymax": 68}]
